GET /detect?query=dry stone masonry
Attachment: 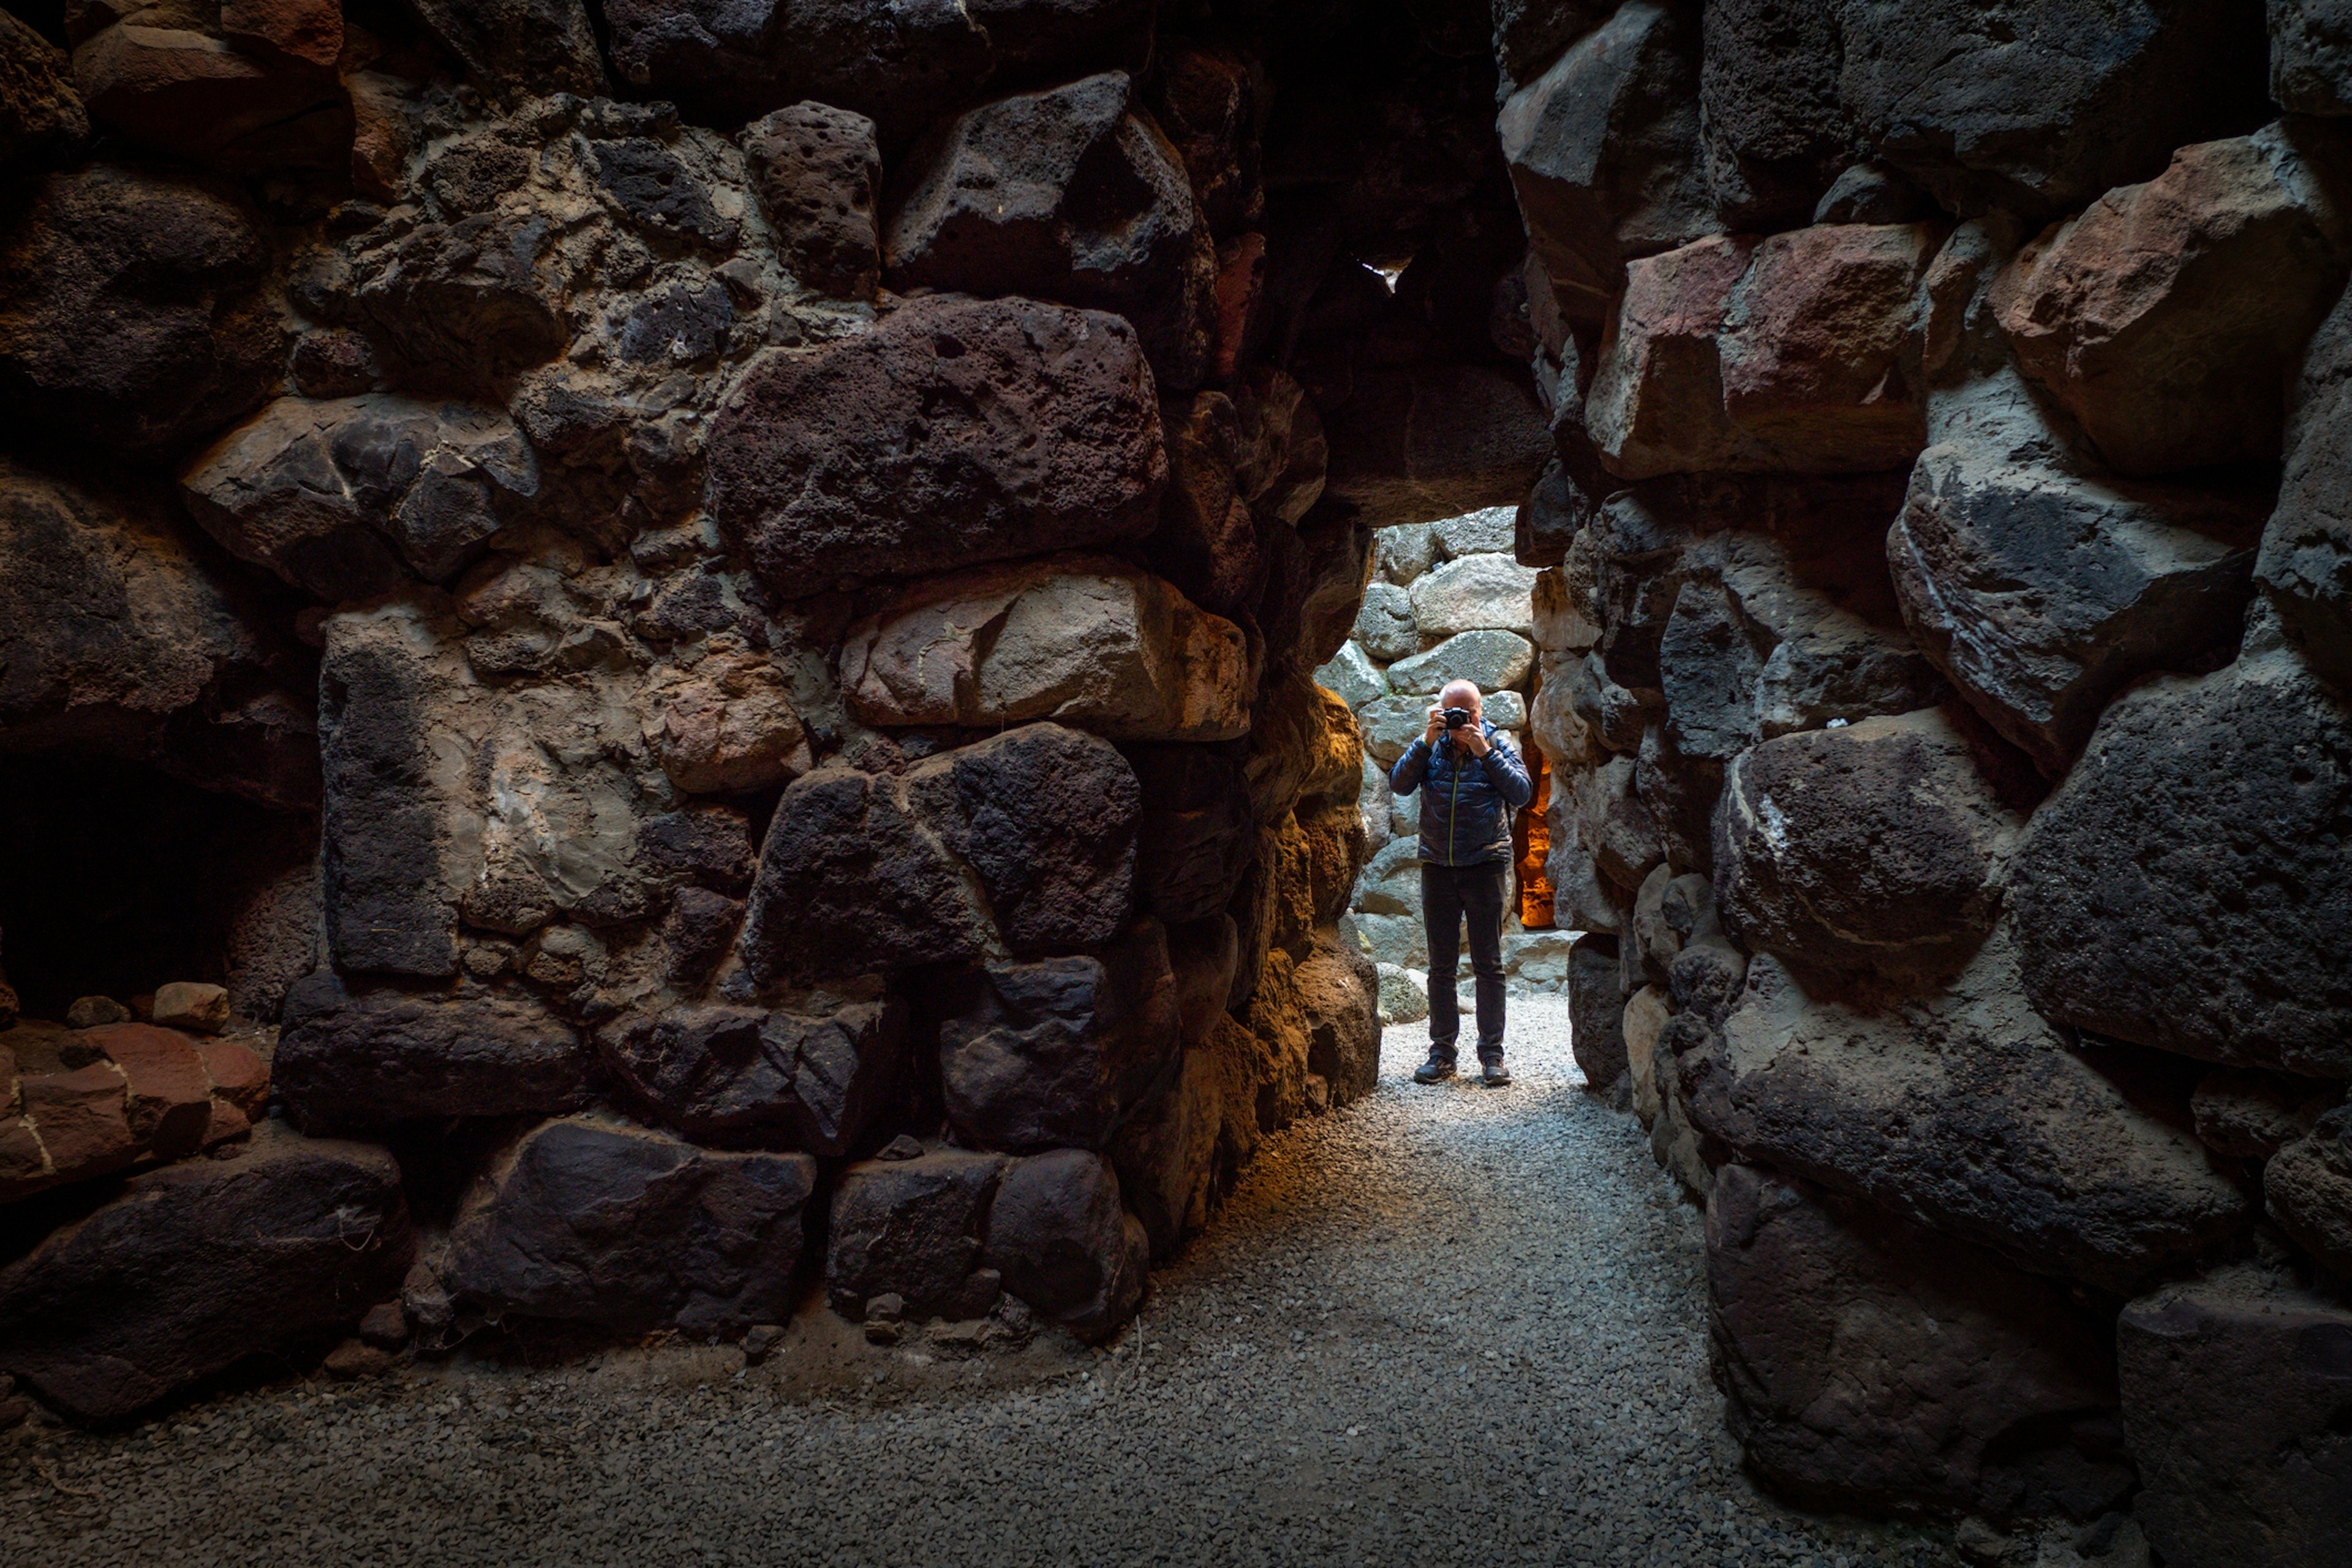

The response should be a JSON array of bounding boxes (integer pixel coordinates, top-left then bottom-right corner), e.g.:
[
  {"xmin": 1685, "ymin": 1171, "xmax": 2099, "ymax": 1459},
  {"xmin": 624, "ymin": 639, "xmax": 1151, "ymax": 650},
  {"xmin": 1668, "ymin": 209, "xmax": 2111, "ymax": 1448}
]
[{"xmin": 0, "ymin": 2, "xmax": 2346, "ymax": 1563}]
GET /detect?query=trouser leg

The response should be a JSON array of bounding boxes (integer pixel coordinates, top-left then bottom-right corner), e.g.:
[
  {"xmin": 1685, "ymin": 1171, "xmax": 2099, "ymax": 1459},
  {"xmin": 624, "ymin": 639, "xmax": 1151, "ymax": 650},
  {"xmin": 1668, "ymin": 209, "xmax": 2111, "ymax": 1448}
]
[
  {"xmin": 1421, "ymin": 862, "xmax": 1464, "ymax": 1060},
  {"xmin": 1463, "ymin": 859, "xmax": 1509, "ymax": 1058}
]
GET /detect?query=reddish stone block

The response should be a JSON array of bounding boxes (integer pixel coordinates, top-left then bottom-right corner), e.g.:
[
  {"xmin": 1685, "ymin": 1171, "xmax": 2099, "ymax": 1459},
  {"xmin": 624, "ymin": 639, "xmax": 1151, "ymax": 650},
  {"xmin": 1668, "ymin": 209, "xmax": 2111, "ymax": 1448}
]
[
  {"xmin": 84, "ymin": 1023, "xmax": 214, "ymax": 1162},
  {"xmin": 18, "ymin": 1063, "xmax": 133, "ymax": 1184}
]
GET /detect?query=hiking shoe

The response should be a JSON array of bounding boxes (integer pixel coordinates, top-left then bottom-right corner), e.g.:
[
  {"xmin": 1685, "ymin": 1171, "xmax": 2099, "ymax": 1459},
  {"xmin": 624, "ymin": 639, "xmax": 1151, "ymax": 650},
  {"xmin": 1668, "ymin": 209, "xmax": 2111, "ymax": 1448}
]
[
  {"xmin": 1479, "ymin": 1059, "xmax": 1512, "ymax": 1088},
  {"xmin": 1413, "ymin": 1054, "xmax": 1457, "ymax": 1084}
]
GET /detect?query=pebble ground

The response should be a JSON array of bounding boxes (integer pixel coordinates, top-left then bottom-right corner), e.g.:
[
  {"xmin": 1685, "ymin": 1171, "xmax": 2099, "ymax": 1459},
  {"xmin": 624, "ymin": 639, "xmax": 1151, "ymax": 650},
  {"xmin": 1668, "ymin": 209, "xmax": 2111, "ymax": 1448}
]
[{"xmin": 2, "ymin": 997, "xmax": 1966, "ymax": 1568}]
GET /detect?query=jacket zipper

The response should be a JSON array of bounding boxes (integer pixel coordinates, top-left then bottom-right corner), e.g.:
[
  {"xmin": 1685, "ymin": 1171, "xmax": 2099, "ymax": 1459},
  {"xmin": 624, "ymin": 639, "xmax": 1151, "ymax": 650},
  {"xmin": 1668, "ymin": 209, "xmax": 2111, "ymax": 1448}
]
[{"xmin": 1447, "ymin": 736, "xmax": 1461, "ymax": 867}]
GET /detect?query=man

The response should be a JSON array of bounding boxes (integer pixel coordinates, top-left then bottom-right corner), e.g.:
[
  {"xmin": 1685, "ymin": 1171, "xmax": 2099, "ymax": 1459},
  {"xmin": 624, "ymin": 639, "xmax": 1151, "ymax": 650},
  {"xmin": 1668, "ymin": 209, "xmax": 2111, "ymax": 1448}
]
[{"xmin": 1387, "ymin": 679, "xmax": 1534, "ymax": 1087}]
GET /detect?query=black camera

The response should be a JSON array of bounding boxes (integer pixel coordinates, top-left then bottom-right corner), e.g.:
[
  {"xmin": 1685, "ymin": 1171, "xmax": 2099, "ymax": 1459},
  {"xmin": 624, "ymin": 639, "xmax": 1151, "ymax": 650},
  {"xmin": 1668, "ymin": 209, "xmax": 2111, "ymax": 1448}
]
[{"xmin": 1441, "ymin": 706, "xmax": 1474, "ymax": 731}]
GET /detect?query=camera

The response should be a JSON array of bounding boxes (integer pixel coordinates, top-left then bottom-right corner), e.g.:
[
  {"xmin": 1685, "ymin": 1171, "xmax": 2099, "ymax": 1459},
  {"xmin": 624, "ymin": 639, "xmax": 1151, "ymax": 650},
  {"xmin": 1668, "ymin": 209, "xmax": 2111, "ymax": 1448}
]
[{"xmin": 1441, "ymin": 706, "xmax": 1474, "ymax": 731}]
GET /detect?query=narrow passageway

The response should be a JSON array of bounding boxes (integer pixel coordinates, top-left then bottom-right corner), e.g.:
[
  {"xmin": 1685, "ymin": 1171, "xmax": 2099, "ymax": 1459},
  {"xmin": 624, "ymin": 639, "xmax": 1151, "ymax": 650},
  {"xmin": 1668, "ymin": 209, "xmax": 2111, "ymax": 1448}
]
[{"xmin": 2, "ymin": 1003, "xmax": 1957, "ymax": 1568}]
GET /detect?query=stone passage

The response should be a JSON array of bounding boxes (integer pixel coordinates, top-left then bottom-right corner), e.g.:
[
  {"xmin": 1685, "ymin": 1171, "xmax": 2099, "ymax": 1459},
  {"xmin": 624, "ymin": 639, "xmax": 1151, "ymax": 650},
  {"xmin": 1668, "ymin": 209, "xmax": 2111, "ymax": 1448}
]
[{"xmin": 2, "ymin": 1009, "xmax": 1993, "ymax": 1568}]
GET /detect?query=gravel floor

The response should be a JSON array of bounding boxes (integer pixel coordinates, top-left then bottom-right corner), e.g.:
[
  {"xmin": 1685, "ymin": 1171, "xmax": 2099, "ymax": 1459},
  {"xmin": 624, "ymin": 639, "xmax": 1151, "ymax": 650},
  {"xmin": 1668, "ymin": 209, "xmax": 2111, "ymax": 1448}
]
[{"xmin": 2, "ymin": 997, "xmax": 1966, "ymax": 1568}]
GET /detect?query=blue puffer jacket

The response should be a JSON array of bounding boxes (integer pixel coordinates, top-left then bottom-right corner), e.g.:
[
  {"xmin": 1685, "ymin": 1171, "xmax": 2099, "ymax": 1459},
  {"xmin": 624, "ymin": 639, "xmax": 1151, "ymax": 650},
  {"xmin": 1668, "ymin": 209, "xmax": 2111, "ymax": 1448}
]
[{"xmin": 1389, "ymin": 722, "xmax": 1534, "ymax": 867}]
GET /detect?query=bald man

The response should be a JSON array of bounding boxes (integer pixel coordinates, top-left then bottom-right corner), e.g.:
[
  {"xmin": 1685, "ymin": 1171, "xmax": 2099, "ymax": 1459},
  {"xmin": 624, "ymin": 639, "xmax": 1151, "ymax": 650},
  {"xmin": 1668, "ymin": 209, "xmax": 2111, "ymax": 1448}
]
[{"xmin": 1387, "ymin": 679, "xmax": 1534, "ymax": 1087}]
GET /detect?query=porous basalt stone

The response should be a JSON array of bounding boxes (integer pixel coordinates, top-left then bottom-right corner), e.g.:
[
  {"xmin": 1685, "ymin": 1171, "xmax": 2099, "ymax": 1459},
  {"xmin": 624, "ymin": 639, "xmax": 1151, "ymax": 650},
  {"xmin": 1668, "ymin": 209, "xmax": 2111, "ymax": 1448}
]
[
  {"xmin": 742, "ymin": 102, "xmax": 881, "ymax": 300},
  {"xmin": 598, "ymin": 995, "xmax": 910, "ymax": 1158},
  {"xmin": 274, "ymin": 973, "xmax": 592, "ymax": 1134},
  {"xmin": 826, "ymin": 1147, "xmax": 1008, "ymax": 1321},
  {"xmin": 982, "ymin": 1147, "xmax": 1150, "ymax": 1344}
]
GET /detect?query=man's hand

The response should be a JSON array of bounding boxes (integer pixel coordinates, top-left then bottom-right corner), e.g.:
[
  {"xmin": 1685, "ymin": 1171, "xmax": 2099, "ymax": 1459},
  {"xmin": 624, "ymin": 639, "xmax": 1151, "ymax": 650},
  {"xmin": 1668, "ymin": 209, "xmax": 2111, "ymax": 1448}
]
[
  {"xmin": 1423, "ymin": 706, "xmax": 1448, "ymax": 747},
  {"xmin": 1460, "ymin": 723, "xmax": 1491, "ymax": 756}
]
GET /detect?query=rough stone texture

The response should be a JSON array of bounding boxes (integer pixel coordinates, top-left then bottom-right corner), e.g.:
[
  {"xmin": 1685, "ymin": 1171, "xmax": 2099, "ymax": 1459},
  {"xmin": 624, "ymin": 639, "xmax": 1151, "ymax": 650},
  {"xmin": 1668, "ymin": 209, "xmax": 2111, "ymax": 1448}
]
[
  {"xmin": 2265, "ymin": 1108, "xmax": 2352, "ymax": 1282},
  {"xmin": 0, "ymin": 1020, "xmax": 263, "ymax": 1201},
  {"xmin": 982, "ymin": 1147, "xmax": 1149, "ymax": 1343},
  {"xmin": 1891, "ymin": 442, "xmax": 2267, "ymax": 774},
  {"xmin": 408, "ymin": 0, "xmax": 606, "ymax": 97},
  {"xmin": 1708, "ymin": 1164, "xmax": 2131, "ymax": 1522},
  {"xmin": 2192, "ymin": 1069, "xmax": 2337, "ymax": 1160},
  {"xmin": 67, "ymin": 3, "xmax": 348, "ymax": 170},
  {"xmin": 1686, "ymin": 930, "xmax": 2253, "ymax": 1291},
  {"xmin": 2117, "ymin": 1269, "xmax": 2352, "ymax": 1568},
  {"xmin": 0, "ymin": 12, "xmax": 85, "ymax": 165},
  {"xmin": 1833, "ymin": 1, "xmax": 2273, "ymax": 222},
  {"xmin": 597, "ymin": 993, "xmax": 910, "ymax": 1158},
  {"xmin": 1409, "ymin": 554, "xmax": 1542, "ymax": 638},
  {"xmin": 706, "ymin": 294, "xmax": 1166, "ymax": 590},
  {"xmin": 742, "ymin": 102, "xmax": 881, "ymax": 299},
  {"xmin": 0, "ymin": 162, "xmax": 282, "ymax": 456},
  {"xmin": 0, "ymin": 1122, "xmax": 413, "ymax": 1421},
  {"xmin": 1568, "ymin": 934, "xmax": 1627, "ymax": 1091},
  {"xmin": 2259, "ymin": 277, "xmax": 2352, "ymax": 690},
  {"xmin": 643, "ymin": 646, "xmax": 813, "ymax": 795},
  {"xmin": 428, "ymin": 1116, "xmax": 815, "ymax": 1338},
  {"xmin": 1698, "ymin": 0, "xmax": 1849, "ymax": 230},
  {"xmin": 1497, "ymin": 0, "xmax": 1715, "ymax": 324},
  {"xmin": 0, "ymin": 456, "xmax": 317, "ymax": 810},
  {"xmin": 274, "ymin": 973, "xmax": 592, "ymax": 1134},
  {"xmin": 2273, "ymin": 0, "xmax": 2352, "ymax": 115},
  {"xmin": 1714, "ymin": 708, "xmax": 2024, "ymax": 985},
  {"xmin": 884, "ymin": 72, "xmax": 1214, "ymax": 390},
  {"xmin": 1319, "ymin": 363, "xmax": 1552, "ymax": 531},
  {"xmin": 937, "ymin": 922, "xmax": 1180, "ymax": 1153},
  {"xmin": 1385, "ymin": 630, "xmax": 1534, "ymax": 697},
  {"xmin": 841, "ymin": 557, "xmax": 1250, "ymax": 742},
  {"xmin": 1994, "ymin": 121, "xmax": 2352, "ymax": 477},
  {"xmin": 179, "ymin": 394, "xmax": 541, "ymax": 601},
  {"xmin": 825, "ymin": 1147, "xmax": 1007, "ymax": 1321},
  {"xmin": 2011, "ymin": 644, "xmax": 2352, "ymax": 1079}
]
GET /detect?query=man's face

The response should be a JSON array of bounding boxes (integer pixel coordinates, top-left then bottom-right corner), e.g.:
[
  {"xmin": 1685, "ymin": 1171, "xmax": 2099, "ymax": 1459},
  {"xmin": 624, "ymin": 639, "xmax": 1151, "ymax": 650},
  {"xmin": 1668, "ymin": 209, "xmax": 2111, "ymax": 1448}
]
[{"xmin": 1443, "ymin": 684, "xmax": 1482, "ymax": 725}]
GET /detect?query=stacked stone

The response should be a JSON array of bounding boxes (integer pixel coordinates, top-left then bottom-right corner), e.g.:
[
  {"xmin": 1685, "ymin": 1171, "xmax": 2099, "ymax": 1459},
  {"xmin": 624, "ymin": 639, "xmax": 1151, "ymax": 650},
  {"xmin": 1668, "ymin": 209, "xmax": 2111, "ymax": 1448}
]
[
  {"xmin": 1497, "ymin": 2, "xmax": 2352, "ymax": 1559},
  {"xmin": 1311, "ymin": 505, "xmax": 1577, "ymax": 1017},
  {"xmin": 0, "ymin": 0, "xmax": 1540, "ymax": 1422}
]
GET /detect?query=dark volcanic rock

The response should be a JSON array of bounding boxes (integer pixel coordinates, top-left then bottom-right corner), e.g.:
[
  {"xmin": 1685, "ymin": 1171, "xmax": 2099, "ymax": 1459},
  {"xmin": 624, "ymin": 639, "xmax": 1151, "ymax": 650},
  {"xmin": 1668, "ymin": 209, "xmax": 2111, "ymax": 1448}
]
[
  {"xmin": 274, "ymin": 974, "xmax": 591, "ymax": 1134},
  {"xmin": 2273, "ymin": 0, "xmax": 2352, "ymax": 116},
  {"xmin": 1715, "ymin": 708, "xmax": 2021, "ymax": 985},
  {"xmin": 1833, "ymin": 0, "xmax": 2272, "ymax": 222},
  {"xmin": 407, "ymin": 0, "xmax": 606, "ymax": 96},
  {"xmin": 706, "ymin": 294, "xmax": 1166, "ymax": 590},
  {"xmin": 431, "ymin": 1117, "xmax": 815, "ymax": 1338},
  {"xmin": 1497, "ymin": 0, "xmax": 1715, "ymax": 323},
  {"xmin": 1319, "ymin": 363, "xmax": 1553, "ymax": 530},
  {"xmin": 1127, "ymin": 744, "xmax": 1256, "ymax": 925},
  {"xmin": 826, "ymin": 1147, "xmax": 1007, "ymax": 1320},
  {"xmin": 737, "ymin": 765, "xmax": 1000, "ymax": 985},
  {"xmin": 350, "ymin": 214, "xmax": 570, "ymax": 395},
  {"xmin": 2011, "ymin": 644, "xmax": 2352, "ymax": 1079},
  {"xmin": 1891, "ymin": 443, "xmax": 2266, "ymax": 774},
  {"xmin": 1569, "ymin": 933, "xmax": 1628, "ymax": 1091},
  {"xmin": 0, "ymin": 1122, "xmax": 413, "ymax": 1421},
  {"xmin": 2266, "ymin": 1107, "xmax": 2352, "ymax": 1283},
  {"xmin": 599, "ymin": 994, "xmax": 910, "ymax": 1158},
  {"xmin": 0, "ymin": 164, "xmax": 283, "ymax": 457},
  {"xmin": 885, "ymin": 72, "xmax": 1215, "ymax": 390},
  {"xmin": 905, "ymin": 725, "xmax": 1139, "ymax": 957},
  {"xmin": 2118, "ymin": 1270, "xmax": 2352, "ymax": 1568},
  {"xmin": 742, "ymin": 102, "xmax": 881, "ymax": 300},
  {"xmin": 1686, "ymin": 931, "xmax": 2253, "ymax": 1291},
  {"xmin": 0, "ymin": 457, "xmax": 316, "ymax": 810},
  {"xmin": 983, "ymin": 1147, "xmax": 1149, "ymax": 1343},
  {"xmin": 2260, "ymin": 279, "xmax": 2352, "ymax": 691},
  {"xmin": 937, "ymin": 921, "xmax": 1180, "ymax": 1152},
  {"xmin": 2192, "ymin": 1068, "xmax": 2337, "ymax": 1161},
  {"xmin": 0, "ymin": 12, "xmax": 85, "ymax": 167},
  {"xmin": 181, "ymin": 394, "xmax": 541, "ymax": 601},
  {"xmin": 1698, "ymin": 0, "xmax": 1852, "ymax": 230},
  {"xmin": 1708, "ymin": 1165, "xmax": 2130, "ymax": 1521}
]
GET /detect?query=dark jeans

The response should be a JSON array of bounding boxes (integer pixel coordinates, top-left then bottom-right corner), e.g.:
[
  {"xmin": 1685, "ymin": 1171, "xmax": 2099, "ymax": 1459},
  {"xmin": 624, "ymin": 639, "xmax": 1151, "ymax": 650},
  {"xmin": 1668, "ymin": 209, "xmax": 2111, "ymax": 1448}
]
[{"xmin": 1421, "ymin": 858, "xmax": 1509, "ymax": 1063}]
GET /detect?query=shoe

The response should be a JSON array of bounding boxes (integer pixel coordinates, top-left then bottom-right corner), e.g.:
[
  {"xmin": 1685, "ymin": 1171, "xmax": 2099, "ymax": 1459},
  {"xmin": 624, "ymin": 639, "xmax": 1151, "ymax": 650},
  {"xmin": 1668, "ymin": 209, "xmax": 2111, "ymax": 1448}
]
[
  {"xmin": 1413, "ymin": 1053, "xmax": 1457, "ymax": 1084},
  {"xmin": 1479, "ymin": 1058, "xmax": 1512, "ymax": 1088}
]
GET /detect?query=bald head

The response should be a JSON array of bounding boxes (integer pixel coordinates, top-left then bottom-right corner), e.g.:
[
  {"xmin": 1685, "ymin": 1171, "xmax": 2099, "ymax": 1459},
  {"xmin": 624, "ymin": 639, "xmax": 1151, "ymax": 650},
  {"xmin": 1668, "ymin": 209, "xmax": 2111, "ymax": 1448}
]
[{"xmin": 1440, "ymin": 680, "xmax": 1483, "ymax": 715}]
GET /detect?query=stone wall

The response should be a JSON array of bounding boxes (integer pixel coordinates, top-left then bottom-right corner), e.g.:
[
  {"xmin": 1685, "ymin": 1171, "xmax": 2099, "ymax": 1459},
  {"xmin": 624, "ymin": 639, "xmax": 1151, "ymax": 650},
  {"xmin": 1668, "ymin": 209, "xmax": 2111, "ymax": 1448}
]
[
  {"xmin": 0, "ymin": 0, "xmax": 1545, "ymax": 1422},
  {"xmin": 1502, "ymin": 2, "xmax": 2351, "ymax": 1561},
  {"xmin": 1311, "ymin": 502, "xmax": 1577, "ymax": 1022}
]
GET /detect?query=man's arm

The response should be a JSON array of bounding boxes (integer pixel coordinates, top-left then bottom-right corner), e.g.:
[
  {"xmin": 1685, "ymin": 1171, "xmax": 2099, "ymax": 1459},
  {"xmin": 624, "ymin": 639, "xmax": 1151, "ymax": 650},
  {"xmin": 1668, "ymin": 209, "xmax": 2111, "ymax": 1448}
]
[
  {"xmin": 1483, "ymin": 734, "xmax": 1534, "ymax": 809},
  {"xmin": 1389, "ymin": 738, "xmax": 1430, "ymax": 795}
]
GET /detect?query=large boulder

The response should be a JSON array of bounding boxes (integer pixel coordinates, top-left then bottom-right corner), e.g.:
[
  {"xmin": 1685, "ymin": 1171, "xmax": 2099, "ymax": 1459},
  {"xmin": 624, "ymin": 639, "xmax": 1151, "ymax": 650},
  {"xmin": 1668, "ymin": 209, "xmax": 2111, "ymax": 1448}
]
[
  {"xmin": 428, "ymin": 1116, "xmax": 815, "ymax": 1338},
  {"xmin": 706, "ymin": 294, "xmax": 1166, "ymax": 590},
  {"xmin": 1385, "ymin": 630, "xmax": 1534, "ymax": 696},
  {"xmin": 1697, "ymin": 0, "xmax": 1850, "ymax": 229},
  {"xmin": 406, "ymin": 0, "xmax": 605, "ymax": 96},
  {"xmin": 1994, "ymin": 121, "xmax": 2352, "ymax": 477},
  {"xmin": 274, "ymin": 974, "xmax": 592, "ymax": 1134},
  {"xmin": 1319, "ymin": 363, "xmax": 1553, "ymax": 530},
  {"xmin": 840, "ymin": 557, "xmax": 1250, "ymax": 742},
  {"xmin": 67, "ymin": 2, "xmax": 348, "ymax": 170},
  {"xmin": 1568, "ymin": 933, "xmax": 1627, "ymax": 1090},
  {"xmin": 1126, "ymin": 745, "xmax": 1254, "ymax": 926},
  {"xmin": 1409, "ymin": 553, "xmax": 1543, "ymax": 638},
  {"xmin": 937, "ymin": 921, "xmax": 1181, "ymax": 1152},
  {"xmin": 982, "ymin": 1147, "xmax": 1149, "ymax": 1343},
  {"xmin": 2258, "ymin": 279, "xmax": 2352, "ymax": 691},
  {"xmin": 0, "ymin": 163, "xmax": 282, "ymax": 456},
  {"xmin": 2265, "ymin": 1107, "xmax": 2352, "ymax": 1283},
  {"xmin": 2273, "ymin": 0, "xmax": 2352, "ymax": 116},
  {"xmin": 1110, "ymin": 1039, "xmax": 1228, "ymax": 1259},
  {"xmin": 179, "ymin": 394, "xmax": 541, "ymax": 601},
  {"xmin": 0, "ymin": 1122, "xmax": 413, "ymax": 1421},
  {"xmin": 1292, "ymin": 933, "xmax": 1381, "ymax": 1106},
  {"xmin": 2011, "ymin": 643, "xmax": 2352, "ymax": 1079},
  {"xmin": 1891, "ymin": 442, "xmax": 2267, "ymax": 774},
  {"xmin": 884, "ymin": 72, "xmax": 1214, "ymax": 390},
  {"xmin": 1708, "ymin": 1164, "xmax": 2131, "ymax": 1522},
  {"xmin": 742, "ymin": 102, "xmax": 882, "ymax": 300},
  {"xmin": 1833, "ymin": 0, "xmax": 2272, "ymax": 222},
  {"xmin": 1587, "ymin": 224, "xmax": 1933, "ymax": 478},
  {"xmin": 597, "ymin": 993, "xmax": 910, "ymax": 1158},
  {"xmin": 1714, "ymin": 707, "xmax": 2024, "ymax": 984},
  {"xmin": 1497, "ymin": 0, "xmax": 1715, "ymax": 323},
  {"xmin": 1685, "ymin": 930, "xmax": 2254, "ymax": 1291},
  {"xmin": 2117, "ymin": 1270, "xmax": 2352, "ymax": 1568},
  {"xmin": 0, "ymin": 458, "xmax": 316, "ymax": 810},
  {"xmin": 825, "ymin": 1147, "xmax": 1008, "ymax": 1320}
]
